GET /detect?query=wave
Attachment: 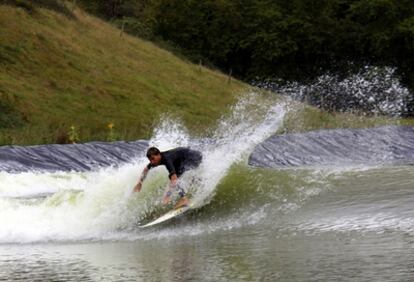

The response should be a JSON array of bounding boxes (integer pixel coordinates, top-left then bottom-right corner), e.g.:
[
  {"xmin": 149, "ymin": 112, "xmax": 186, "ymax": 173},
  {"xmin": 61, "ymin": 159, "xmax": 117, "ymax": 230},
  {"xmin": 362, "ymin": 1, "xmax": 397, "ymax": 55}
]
[
  {"xmin": 0, "ymin": 92, "xmax": 287, "ymax": 243},
  {"xmin": 1, "ymin": 91, "xmax": 413, "ymax": 244}
]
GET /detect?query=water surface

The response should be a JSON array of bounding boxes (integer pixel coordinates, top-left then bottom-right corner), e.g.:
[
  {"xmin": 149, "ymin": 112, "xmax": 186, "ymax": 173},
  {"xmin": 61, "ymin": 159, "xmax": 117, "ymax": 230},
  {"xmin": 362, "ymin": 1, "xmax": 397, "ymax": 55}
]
[{"xmin": 1, "ymin": 94, "xmax": 413, "ymax": 281}]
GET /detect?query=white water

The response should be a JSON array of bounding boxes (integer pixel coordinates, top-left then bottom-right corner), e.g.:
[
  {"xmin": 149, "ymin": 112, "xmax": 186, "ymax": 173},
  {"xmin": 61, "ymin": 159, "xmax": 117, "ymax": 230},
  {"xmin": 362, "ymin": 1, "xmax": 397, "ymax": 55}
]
[
  {"xmin": 0, "ymin": 93, "xmax": 287, "ymax": 243},
  {"xmin": 256, "ymin": 66, "xmax": 412, "ymax": 116}
]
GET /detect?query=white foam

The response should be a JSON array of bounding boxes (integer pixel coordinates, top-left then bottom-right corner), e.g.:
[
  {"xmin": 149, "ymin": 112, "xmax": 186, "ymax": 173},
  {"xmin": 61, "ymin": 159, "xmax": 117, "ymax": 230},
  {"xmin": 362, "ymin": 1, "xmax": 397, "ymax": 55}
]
[
  {"xmin": 193, "ymin": 93, "xmax": 286, "ymax": 205},
  {"xmin": 0, "ymin": 92, "xmax": 287, "ymax": 243}
]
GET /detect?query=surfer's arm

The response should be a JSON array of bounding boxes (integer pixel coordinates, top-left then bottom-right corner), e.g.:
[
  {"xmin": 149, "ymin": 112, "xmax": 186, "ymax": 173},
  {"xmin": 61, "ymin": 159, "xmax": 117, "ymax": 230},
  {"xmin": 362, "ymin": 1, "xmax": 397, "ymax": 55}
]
[
  {"xmin": 169, "ymin": 174, "xmax": 178, "ymax": 186},
  {"xmin": 134, "ymin": 166, "xmax": 149, "ymax": 192}
]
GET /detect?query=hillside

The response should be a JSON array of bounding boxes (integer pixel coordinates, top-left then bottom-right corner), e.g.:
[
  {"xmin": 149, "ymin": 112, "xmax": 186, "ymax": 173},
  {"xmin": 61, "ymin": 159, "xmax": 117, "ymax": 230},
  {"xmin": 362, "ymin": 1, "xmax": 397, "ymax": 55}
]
[{"xmin": 0, "ymin": 3, "xmax": 246, "ymax": 145}]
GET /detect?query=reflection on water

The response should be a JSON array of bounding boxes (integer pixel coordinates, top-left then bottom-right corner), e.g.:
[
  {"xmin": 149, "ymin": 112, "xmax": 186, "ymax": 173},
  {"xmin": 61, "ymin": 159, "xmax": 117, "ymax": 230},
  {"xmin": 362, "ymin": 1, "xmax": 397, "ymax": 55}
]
[
  {"xmin": 0, "ymin": 251, "xmax": 95, "ymax": 281},
  {"xmin": 1, "ymin": 230, "xmax": 414, "ymax": 281}
]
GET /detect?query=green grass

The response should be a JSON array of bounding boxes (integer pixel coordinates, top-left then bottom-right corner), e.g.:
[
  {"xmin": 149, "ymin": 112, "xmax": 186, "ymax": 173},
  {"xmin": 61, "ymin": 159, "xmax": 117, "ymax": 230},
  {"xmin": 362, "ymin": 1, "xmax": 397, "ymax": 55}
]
[
  {"xmin": 0, "ymin": 4, "xmax": 246, "ymax": 145},
  {"xmin": 0, "ymin": 3, "xmax": 413, "ymax": 146}
]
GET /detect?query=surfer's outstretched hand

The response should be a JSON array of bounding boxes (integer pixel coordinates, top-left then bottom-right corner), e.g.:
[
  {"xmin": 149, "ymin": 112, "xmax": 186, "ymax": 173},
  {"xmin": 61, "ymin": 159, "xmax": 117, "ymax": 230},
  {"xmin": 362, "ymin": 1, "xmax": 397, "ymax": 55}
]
[{"xmin": 133, "ymin": 182, "xmax": 142, "ymax": 193}]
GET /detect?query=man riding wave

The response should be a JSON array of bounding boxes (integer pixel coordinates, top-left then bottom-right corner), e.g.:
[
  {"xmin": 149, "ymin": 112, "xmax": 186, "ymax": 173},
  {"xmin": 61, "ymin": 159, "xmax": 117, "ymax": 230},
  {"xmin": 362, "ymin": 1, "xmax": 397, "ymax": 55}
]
[{"xmin": 134, "ymin": 147, "xmax": 202, "ymax": 208}]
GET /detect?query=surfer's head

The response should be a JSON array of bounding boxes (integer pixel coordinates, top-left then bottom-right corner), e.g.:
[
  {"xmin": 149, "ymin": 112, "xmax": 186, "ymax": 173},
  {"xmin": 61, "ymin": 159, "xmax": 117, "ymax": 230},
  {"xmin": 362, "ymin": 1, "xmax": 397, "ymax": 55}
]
[{"xmin": 146, "ymin": 147, "xmax": 162, "ymax": 166}]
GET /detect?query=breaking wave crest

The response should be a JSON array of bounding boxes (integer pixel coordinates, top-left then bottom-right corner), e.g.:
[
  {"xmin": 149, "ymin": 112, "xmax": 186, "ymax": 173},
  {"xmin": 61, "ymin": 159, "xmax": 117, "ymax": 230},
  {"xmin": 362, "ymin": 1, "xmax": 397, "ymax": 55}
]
[
  {"xmin": 255, "ymin": 66, "xmax": 413, "ymax": 116},
  {"xmin": 1, "ymin": 91, "xmax": 413, "ymax": 245},
  {"xmin": 0, "ymin": 92, "xmax": 287, "ymax": 243}
]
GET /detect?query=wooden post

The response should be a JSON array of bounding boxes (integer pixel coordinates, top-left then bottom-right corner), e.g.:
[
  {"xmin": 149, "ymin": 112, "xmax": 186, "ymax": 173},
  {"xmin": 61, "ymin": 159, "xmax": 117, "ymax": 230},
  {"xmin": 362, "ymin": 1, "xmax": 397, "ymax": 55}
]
[
  {"xmin": 120, "ymin": 20, "xmax": 125, "ymax": 37},
  {"xmin": 227, "ymin": 68, "xmax": 233, "ymax": 84}
]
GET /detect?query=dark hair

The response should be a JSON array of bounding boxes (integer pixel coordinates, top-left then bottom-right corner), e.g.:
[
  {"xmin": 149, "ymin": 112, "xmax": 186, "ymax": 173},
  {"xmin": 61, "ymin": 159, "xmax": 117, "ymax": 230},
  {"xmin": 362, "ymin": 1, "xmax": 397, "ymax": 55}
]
[{"xmin": 146, "ymin": 147, "xmax": 161, "ymax": 158}]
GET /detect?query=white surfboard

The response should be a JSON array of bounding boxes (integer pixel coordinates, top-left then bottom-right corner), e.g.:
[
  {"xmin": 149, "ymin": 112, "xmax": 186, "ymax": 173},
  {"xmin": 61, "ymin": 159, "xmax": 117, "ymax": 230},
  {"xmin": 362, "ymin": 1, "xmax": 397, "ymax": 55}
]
[{"xmin": 139, "ymin": 203, "xmax": 194, "ymax": 228}]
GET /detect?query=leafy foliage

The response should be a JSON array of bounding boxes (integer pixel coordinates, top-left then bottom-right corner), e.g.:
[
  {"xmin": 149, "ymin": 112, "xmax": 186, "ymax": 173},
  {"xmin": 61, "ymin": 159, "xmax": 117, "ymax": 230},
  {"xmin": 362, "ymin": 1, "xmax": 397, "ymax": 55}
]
[
  {"xmin": 77, "ymin": 0, "xmax": 414, "ymax": 88},
  {"xmin": 1, "ymin": 0, "xmax": 74, "ymax": 17}
]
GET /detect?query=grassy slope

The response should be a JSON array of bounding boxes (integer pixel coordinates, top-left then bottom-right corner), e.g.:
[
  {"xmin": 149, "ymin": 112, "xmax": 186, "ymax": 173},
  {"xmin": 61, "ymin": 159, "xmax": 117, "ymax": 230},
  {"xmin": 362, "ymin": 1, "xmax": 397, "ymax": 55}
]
[
  {"xmin": 280, "ymin": 101, "xmax": 414, "ymax": 134},
  {"xmin": 0, "ymin": 4, "xmax": 413, "ymax": 146},
  {"xmin": 0, "ymin": 4, "xmax": 246, "ymax": 145}
]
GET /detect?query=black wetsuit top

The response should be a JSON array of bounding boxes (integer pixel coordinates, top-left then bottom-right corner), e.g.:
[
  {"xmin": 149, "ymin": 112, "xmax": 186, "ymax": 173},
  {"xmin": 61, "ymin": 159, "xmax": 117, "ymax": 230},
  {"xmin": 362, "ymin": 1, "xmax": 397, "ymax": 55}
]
[{"xmin": 147, "ymin": 147, "xmax": 202, "ymax": 178}]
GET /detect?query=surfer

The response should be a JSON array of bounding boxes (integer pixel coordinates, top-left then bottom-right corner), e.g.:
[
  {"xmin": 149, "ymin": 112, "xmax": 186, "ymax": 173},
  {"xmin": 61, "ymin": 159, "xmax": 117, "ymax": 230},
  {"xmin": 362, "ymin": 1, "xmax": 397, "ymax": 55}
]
[{"xmin": 133, "ymin": 147, "xmax": 202, "ymax": 208}]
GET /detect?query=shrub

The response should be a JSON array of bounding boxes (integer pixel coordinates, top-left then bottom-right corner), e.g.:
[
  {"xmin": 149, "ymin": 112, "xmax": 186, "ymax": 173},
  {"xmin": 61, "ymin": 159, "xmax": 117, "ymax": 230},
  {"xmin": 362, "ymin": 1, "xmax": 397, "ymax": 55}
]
[{"xmin": 1, "ymin": 0, "xmax": 75, "ymax": 18}]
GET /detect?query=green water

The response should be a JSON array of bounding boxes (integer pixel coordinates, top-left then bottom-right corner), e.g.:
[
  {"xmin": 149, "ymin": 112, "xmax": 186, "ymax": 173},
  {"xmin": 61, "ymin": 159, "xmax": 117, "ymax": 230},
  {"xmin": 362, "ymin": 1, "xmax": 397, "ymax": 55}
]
[{"xmin": 1, "ymin": 165, "xmax": 413, "ymax": 281}]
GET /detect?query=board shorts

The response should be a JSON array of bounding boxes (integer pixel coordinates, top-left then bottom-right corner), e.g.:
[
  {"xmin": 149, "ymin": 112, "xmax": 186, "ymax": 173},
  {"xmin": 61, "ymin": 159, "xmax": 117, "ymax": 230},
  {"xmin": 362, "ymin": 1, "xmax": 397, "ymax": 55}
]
[{"xmin": 177, "ymin": 185, "xmax": 186, "ymax": 198}]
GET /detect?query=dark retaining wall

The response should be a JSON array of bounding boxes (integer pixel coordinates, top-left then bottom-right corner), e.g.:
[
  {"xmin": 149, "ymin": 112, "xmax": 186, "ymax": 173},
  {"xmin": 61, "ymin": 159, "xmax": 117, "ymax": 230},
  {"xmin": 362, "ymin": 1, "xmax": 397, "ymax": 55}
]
[{"xmin": 249, "ymin": 126, "xmax": 414, "ymax": 168}]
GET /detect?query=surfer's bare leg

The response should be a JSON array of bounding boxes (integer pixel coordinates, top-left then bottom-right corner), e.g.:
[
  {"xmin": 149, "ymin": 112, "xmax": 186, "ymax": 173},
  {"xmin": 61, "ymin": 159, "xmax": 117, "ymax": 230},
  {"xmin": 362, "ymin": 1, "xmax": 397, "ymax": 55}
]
[
  {"xmin": 163, "ymin": 174, "xmax": 189, "ymax": 208},
  {"xmin": 174, "ymin": 196, "xmax": 189, "ymax": 209},
  {"xmin": 162, "ymin": 186, "xmax": 172, "ymax": 204},
  {"xmin": 162, "ymin": 174, "xmax": 178, "ymax": 204},
  {"xmin": 174, "ymin": 183, "xmax": 189, "ymax": 208}
]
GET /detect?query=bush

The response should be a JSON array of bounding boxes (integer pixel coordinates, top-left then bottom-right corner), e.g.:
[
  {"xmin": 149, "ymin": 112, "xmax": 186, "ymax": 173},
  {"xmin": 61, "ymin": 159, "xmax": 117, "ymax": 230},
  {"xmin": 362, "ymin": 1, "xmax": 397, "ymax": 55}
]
[
  {"xmin": 1, "ymin": 0, "xmax": 75, "ymax": 18},
  {"xmin": 113, "ymin": 17, "xmax": 153, "ymax": 39}
]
